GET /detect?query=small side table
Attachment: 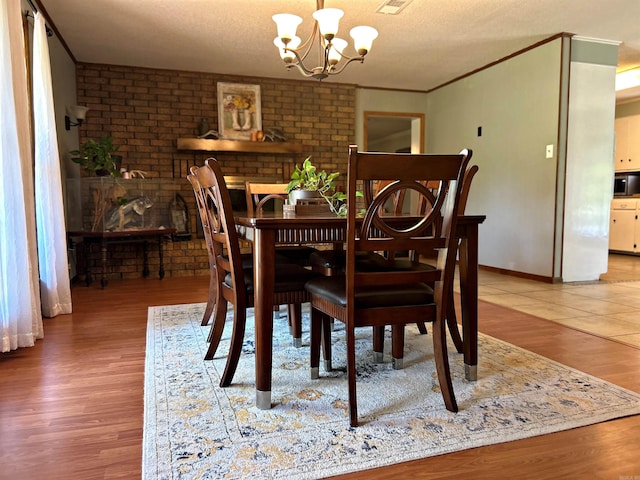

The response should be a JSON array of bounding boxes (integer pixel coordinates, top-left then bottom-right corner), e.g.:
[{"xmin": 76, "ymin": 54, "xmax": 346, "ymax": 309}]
[{"xmin": 67, "ymin": 229, "xmax": 176, "ymax": 288}]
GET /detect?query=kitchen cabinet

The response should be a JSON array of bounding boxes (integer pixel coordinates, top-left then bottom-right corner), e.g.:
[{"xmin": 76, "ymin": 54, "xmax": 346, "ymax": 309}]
[
  {"xmin": 609, "ymin": 199, "xmax": 640, "ymax": 253},
  {"xmin": 614, "ymin": 116, "xmax": 640, "ymax": 172}
]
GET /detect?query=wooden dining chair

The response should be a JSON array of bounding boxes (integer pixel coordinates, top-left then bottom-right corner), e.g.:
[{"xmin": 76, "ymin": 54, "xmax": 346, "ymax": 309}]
[
  {"xmin": 244, "ymin": 181, "xmax": 319, "ymax": 269},
  {"xmin": 244, "ymin": 181, "xmax": 319, "ymax": 346},
  {"xmin": 188, "ymin": 159, "xmax": 319, "ymax": 386},
  {"xmin": 305, "ymin": 145, "xmax": 471, "ymax": 426},
  {"xmin": 308, "ymin": 163, "xmax": 478, "ymax": 356},
  {"xmin": 408, "ymin": 163, "xmax": 479, "ymax": 353}
]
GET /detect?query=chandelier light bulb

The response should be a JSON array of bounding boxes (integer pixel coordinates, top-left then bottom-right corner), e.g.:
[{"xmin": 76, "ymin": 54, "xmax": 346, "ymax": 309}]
[
  {"xmin": 312, "ymin": 8, "xmax": 343, "ymax": 40},
  {"xmin": 327, "ymin": 38, "xmax": 348, "ymax": 65},
  {"xmin": 274, "ymin": 36, "xmax": 301, "ymax": 63},
  {"xmin": 272, "ymin": 13, "xmax": 303, "ymax": 41},
  {"xmin": 350, "ymin": 25, "xmax": 378, "ymax": 56}
]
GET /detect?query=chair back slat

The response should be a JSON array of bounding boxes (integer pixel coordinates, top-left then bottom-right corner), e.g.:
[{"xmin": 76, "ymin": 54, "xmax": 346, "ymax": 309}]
[{"xmin": 245, "ymin": 182, "xmax": 288, "ymax": 216}]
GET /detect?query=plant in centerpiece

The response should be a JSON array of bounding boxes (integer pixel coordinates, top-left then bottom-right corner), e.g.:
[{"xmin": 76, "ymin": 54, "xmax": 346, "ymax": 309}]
[
  {"xmin": 70, "ymin": 136, "xmax": 122, "ymax": 177},
  {"xmin": 286, "ymin": 156, "xmax": 360, "ymax": 216}
]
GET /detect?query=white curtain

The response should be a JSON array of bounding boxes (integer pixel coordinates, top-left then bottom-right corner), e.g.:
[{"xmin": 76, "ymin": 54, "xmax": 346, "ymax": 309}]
[
  {"xmin": 0, "ymin": 0, "xmax": 43, "ymax": 352},
  {"xmin": 32, "ymin": 11, "xmax": 72, "ymax": 317}
]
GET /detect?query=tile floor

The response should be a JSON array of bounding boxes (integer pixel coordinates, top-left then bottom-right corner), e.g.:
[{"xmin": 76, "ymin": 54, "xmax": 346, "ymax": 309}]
[{"xmin": 471, "ymin": 253, "xmax": 640, "ymax": 348}]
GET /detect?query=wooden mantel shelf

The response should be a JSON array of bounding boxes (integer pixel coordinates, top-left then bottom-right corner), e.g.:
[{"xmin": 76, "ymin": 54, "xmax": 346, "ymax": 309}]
[{"xmin": 177, "ymin": 138, "xmax": 304, "ymax": 154}]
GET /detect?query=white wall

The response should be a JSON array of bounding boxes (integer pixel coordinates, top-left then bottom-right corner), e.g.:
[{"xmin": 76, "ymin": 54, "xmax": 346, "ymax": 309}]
[
  {"xmin": 561, "ymin": 38, "xmax": 617, "ymax": 281},
  {"xmin": 426, "ymin": 39, "xmax": 563, "ymax": 278},
  {"xmin": 423, "ymin": 36, "xmax": 618, "ymax": 281}
]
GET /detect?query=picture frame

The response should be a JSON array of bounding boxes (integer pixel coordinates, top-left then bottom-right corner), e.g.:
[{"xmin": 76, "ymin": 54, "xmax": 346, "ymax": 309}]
[{"xmin": 217, "ymin": 82, "xmax": 262, "ymax": 140}]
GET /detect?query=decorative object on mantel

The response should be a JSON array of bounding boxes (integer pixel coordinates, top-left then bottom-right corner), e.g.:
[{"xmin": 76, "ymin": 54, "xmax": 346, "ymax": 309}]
[
  {"xmin": 197, "ymin": 129, "xmax": 220, "ymax": 139},
  {"xmin": 272, "ymin": 0, "xmax": 378, "ymax": 80},
  {"xmin": 196, "ymin": 117, "xmax": 210, "ymax": 137},
  {"xmin": 263, "ymin": 127, "xmax": 287, "ymax": 142},
  {"xmin": 217, "ymin": 82, "xmax": 262, "ymax": 141},
  {"xmin": 286, "ymin": 156, "xmax": 355, "ymax": 215},
  {"xmin": 70, "ymin": 136, "xmax": 122, "ymax": 177}
]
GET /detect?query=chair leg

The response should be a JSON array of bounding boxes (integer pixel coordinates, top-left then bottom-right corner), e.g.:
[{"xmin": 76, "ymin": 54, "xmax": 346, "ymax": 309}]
[
  {"xmin": 206, "ymin": 284, "xmax": 226, "ymax": 341},
  {"xmin": 416, "ymin": 322, "xmax": 428, "ymax": 334},
  {"xmin": 202, "ymin": 298, "xmax": 214, "ymax": 327},
  {"xmin": 391, "ymin": 324, "xmax": 405, "ymax": 370},
  {"xmin": 431, "ymin": 315, "xmax": 458, "ymax": 413},
  {"xmin": 346, "ymin": 324, "xmax": 359, "ymax": 427},
  {"xmin": 201, "ymin": 270, "xmax": 217, "ymax": 326},
  {"xmin": 288, "ymin": 304, "xmax": 303, "ymax": 348},
  {"xmin": 219, "ymin": 305, "xmax": 247, "ymax": 388},
  {"xmin": 310, "ymin": 308, "xmax": 322, "ymax": 379},
  {"xmin": 447, "ymin": 299, "xmax": 464, "ymax": 354},
  {"xmin": 321, "ymin": 312, "xmax": 332, "ymax": 372},
  {"xmin": 204, "ymin": 300, "xmax": 228, "ymax": 360},
  {"xmin": 372, "ymin": 326, "xmax": 385, "ymax": 362}
]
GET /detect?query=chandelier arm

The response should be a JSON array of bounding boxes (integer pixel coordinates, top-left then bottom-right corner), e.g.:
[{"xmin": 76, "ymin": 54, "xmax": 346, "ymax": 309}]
[
  {"xmin": 283, "ymin": 48, "xmax": 320, "ymax": 77},
  {"xmin": 326, "ymin": 56, "xmax": 365, "ymax": 76},
  {"xmin": 294, "ymin": 21, "xmax": 318, "ymax": 64},
  {"xmin": 287, "ymin": 62, "xmax": 318, "ymax": 78}
]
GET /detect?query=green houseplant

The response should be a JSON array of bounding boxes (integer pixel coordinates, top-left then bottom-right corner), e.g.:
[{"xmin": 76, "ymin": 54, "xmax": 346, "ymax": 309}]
[
  {"xmin": 70, "ymin": 136, "xmax": 122, "ymax": 177},
  {"xmin": 286, "ymin": 156, "xmax": 360, "ymax": 215}
]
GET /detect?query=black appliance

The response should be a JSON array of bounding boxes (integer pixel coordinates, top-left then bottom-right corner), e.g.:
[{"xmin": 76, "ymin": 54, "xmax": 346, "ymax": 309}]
[{"xmin": 614, "ymin": 173, "xmax": 640, "ymax": 197}]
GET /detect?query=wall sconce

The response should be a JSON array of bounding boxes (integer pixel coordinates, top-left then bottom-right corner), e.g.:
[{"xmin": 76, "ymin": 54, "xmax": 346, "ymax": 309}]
[{"xmin": 65, "ymin": 105, "xmax": 89, "ymax": 130}]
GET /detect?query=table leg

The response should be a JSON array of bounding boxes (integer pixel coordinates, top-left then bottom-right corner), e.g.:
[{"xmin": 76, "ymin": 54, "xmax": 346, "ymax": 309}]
[
  {"xmin": 158, "ymin": 237, "xmax": 165, "ymax": 279},
  {"xmin": 84, "ymin": 241, "xmax": 93, "ymax": 286},
  {"xmin": 253, "ymin": 228, "xmax": 276, "ymax": 409},
  {"xmin": 459, "ymin": 224, "xmax": 479, "ymax": 381},
  {"xmin": 142, "ymin": 240, "xmax": 150, "ymax": 278},
  {"xmin": 100, "ymin": 239, "xmax": 108, "ymax": 288}
]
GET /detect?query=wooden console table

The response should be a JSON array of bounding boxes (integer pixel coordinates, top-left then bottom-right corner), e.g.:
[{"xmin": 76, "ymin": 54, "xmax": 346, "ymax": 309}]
[{"xmin": 67, "ymin": 229, "xmax": 175, "ymax": 288}]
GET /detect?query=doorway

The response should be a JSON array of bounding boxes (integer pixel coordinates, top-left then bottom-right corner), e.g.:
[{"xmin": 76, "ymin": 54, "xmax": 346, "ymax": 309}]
[{"xmin": 363, "ymin": 111, "xmax": 424, "ymax": 153}]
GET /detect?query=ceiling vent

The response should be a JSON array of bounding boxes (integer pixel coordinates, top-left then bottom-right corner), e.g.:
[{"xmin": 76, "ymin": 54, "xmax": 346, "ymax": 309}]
[{"xmin": 376, "ymin": 0, "xmax": 413, "ymax": 15}]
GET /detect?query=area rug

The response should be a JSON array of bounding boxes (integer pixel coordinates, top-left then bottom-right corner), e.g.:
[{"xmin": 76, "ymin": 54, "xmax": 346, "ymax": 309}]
[{"xmin": 143, "ymin": 303, "xmax": 640, "ymax": 479}]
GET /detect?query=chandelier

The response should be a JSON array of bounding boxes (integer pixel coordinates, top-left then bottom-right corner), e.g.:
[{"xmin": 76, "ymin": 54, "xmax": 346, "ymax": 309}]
[{"xmin": 272, "ymin": 0, "xmax": 378, "ymax": 81}]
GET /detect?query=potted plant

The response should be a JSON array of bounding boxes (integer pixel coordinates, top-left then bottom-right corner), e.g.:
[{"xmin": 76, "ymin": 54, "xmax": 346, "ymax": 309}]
[
  {"xmin": 286, "ymin": 156, "xmax": 359, "ymax": 215},
  {"xmin": 70, "ymin": 136, "xmax": 122, "ymax": 177}
]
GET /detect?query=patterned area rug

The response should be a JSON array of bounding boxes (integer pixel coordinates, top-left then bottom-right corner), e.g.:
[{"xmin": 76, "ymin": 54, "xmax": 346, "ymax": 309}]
[{"xmin": 143, "ymin": 303, "xmax": 640, "ymax": 479}]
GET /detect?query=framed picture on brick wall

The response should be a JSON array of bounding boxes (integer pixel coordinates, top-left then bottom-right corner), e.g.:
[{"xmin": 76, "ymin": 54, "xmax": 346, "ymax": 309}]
[{"xmin": 217, "ymin": 82, "xmax": 262, "ymax": 140}]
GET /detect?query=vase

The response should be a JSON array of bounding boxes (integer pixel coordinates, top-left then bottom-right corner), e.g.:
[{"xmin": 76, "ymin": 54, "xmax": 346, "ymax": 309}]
[{"xmin": 289, "ymin": 189, "xmax": 322, "ymax": 205}]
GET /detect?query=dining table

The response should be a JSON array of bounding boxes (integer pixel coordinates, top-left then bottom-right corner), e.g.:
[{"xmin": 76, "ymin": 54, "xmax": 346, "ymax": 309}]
[{"xmin": 235, "ymin": 212, "xmax": 486, "ymax": 410}]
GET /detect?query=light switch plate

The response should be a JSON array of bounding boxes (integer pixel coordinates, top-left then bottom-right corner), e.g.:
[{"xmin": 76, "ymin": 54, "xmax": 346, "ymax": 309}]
[{"xmin": 546, "ymin": 144, "xmax": 554, "ymax": 159}]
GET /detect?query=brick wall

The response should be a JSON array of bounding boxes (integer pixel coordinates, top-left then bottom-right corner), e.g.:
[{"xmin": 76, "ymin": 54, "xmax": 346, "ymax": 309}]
[{"xmin": 74, "ymin": 63, "xmax": 356, "ymax": 281}]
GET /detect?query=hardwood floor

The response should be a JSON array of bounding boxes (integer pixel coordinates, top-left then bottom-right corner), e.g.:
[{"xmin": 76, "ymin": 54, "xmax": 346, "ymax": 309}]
[{"xmin": 1, "ymin": 274, "xmax": 640, "ymax": 479}]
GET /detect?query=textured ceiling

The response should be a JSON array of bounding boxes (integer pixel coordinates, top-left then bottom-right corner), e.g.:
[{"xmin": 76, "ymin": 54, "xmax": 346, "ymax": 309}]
[{"xmin": 39, "ymin": 0, "xmax": 640, "ymax": 94}]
